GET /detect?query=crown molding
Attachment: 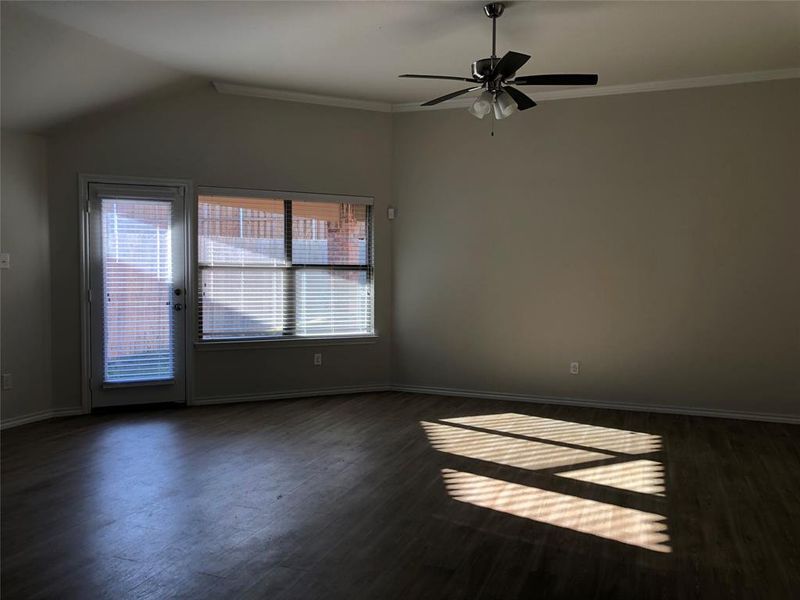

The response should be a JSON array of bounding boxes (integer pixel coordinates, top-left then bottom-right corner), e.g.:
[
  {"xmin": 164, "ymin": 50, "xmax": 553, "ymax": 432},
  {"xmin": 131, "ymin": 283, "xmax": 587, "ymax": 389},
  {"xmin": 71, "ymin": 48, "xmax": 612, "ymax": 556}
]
[
  {"xmin": 212, "ymin": 81, "xmax": 393, "ymax": 112},
  {"xmin": 214, "ymin": 68, "xmax": 800, "ymax": 114},
  {"xmin": 390, "ymin": 68, "xmax": 800, "ymax": 112}
]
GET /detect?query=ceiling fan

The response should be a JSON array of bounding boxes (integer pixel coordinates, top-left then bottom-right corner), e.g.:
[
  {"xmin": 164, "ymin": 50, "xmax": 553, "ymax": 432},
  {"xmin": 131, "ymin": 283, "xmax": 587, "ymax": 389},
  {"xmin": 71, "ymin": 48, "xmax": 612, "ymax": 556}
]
[{"xmin": 399, "ymin": 2, "xmax": 598, "ymax": 120}]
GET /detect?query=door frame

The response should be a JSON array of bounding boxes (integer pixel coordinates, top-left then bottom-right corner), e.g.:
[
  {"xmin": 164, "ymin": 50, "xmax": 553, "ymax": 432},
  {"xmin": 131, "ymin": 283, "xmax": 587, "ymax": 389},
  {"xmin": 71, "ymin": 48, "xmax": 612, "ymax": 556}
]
[{"xmin": 79, "ymin": 174, "xmax": 195, "ymax": 412}]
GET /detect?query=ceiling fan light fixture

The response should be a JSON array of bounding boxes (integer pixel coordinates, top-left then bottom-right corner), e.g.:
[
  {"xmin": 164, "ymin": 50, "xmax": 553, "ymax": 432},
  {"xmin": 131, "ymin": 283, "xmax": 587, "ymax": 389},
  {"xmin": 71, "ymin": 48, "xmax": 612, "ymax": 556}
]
[
  {"xmin": 399, "ymin": 3, "xmax": 598, "ymax": 119},
  {"xmin": 468, "ymin": 91, "xmax": 493, "ymax": 119},
  {"xmin": 493, "ymin": 90, "xmax": 516, "ymax": 119}
]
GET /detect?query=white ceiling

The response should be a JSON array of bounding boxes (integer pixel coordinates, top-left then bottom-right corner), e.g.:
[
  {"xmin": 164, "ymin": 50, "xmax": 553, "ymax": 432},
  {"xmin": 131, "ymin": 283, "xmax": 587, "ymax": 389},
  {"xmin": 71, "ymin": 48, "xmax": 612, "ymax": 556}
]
[{"xmin": 3, "ymin": 1, "xmax": 799, "ymax": 131}]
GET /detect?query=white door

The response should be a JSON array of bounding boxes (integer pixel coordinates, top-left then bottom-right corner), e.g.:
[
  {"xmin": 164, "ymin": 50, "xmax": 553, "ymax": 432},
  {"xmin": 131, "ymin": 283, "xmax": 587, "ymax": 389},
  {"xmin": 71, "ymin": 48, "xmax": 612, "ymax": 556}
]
[{"xmin": 87, "ymin": 183, "xmax": 187, "ymax": 407}]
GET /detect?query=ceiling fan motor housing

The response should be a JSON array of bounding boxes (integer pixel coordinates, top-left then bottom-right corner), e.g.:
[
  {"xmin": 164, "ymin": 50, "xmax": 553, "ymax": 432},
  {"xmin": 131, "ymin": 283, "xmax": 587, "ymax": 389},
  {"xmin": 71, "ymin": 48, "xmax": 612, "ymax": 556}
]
[{"xmin": 472, "ymin": 58, "xmax": 500, "ymax": 82}]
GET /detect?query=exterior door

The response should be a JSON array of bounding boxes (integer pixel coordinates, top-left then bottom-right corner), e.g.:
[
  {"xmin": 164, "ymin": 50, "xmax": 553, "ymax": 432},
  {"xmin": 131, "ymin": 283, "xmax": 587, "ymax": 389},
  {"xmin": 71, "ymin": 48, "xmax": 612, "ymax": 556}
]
[{"xmin": 87, "ymin": 183, "xmax": 186, "ymax": 407}]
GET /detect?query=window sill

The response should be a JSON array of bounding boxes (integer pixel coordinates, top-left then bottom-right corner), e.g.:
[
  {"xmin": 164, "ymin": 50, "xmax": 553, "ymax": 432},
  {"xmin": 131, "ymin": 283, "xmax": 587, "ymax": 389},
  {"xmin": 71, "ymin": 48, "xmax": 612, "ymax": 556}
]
[
  {"xmin": 103, "ymin": 379, "xmax": 175, "ymax": 389},
  {"xmin": 194, "ymin": 334, "xmax": 379, "ymax": 351}
]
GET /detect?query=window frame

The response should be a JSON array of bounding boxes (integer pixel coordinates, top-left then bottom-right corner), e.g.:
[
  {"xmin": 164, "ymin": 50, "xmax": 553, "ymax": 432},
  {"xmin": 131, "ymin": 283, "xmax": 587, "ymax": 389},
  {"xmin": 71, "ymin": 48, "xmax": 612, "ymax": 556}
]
[{"xmin": 194, "ymin": 186, "xmax": 376, "ymax": 347}]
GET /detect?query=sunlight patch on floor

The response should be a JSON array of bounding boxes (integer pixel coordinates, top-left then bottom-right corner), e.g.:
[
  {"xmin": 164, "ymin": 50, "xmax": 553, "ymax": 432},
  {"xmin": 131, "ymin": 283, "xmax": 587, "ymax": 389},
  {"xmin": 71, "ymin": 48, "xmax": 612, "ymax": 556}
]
[
  {"xmin": 556, "ymin": 460, "xmax": 665, "ymax": 496},
  {"xmin": 422, "ymin": 421, "xmax": 611, "ymax": 471},
  {"xmin": 442, "ymin": 469, "xmax": 671, "ymax": 553},
  {"xmin": 425, "ymin": 412, "xmax": 670, "ymax": 552},
  {"xmin": 441, "ymin": 413, "xmax": 661, "ymax": 454}
]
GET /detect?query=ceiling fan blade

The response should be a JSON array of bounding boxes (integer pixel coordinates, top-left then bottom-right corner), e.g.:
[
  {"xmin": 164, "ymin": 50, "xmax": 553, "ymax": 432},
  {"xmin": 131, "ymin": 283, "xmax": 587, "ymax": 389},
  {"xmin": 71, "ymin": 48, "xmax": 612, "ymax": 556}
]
[
  {"xmin": 503, "ymin": 86, "xmax": 537, "ymax": 111},
  {"xmin": 400, "ymin": 74, "xmax": 476, "ymax": 82},
  {"xmin": 490, "ymin": 51, "xmax": 531, "ymax": 80},
  {"xmin": 512, "ymin": 74, "xmax": 599, "ymax": 86},
  {"xmin": 421, "ymin": 86, "xmax": 482, "ymax": 107}
]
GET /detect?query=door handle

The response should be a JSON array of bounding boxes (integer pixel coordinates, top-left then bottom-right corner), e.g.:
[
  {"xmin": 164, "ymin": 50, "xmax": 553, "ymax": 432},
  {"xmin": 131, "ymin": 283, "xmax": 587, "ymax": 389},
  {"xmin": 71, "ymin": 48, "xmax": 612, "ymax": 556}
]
[{"xmin": 173, "ymin": 303, "xmax": 183, "ymax": 311}]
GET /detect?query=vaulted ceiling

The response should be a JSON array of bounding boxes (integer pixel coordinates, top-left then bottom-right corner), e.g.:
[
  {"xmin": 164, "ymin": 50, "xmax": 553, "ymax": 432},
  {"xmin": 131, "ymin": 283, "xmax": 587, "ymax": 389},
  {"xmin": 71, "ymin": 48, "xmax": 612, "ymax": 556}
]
[{"xmin": 3, "ymin": 1, "xmax": 799, "ymax": 132}]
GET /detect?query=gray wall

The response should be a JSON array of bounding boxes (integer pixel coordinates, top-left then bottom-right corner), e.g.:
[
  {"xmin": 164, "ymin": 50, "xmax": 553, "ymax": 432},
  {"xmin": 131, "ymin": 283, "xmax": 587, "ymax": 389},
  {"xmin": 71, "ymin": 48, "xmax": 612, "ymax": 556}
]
[
  {"xmin": 1, "ymin": 130, "xmax": 53, "ymax": 422},
  {"xmin": 14, "ymin": 78, "xmax": 800, "ymax": 421},
  {"xmin": 47, "ymin": 86, "xmax": 393, "ymax": 408},
  {"xmin": 392, "ymin": 79, "xmax": 800, "ymax": 417}
]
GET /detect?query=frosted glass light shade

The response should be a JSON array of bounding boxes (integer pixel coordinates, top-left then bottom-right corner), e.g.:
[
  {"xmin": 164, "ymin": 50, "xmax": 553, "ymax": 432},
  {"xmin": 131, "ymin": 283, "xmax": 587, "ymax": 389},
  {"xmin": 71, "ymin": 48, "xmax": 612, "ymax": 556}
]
[
  {"xmin": 493, "ymin": 90, "xmax": 516, "ymax": 120},
  {"xmin": 468, "ymin": 91, "xmax": 493, "ymax": 119}
]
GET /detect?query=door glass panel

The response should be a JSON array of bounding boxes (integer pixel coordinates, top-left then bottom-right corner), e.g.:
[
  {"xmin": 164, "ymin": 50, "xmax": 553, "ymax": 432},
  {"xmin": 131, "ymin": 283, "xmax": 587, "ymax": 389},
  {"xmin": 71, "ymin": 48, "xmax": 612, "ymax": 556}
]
[{"xmin": 101, "ymin": 198, "xmax": 174, "ymax": 383}]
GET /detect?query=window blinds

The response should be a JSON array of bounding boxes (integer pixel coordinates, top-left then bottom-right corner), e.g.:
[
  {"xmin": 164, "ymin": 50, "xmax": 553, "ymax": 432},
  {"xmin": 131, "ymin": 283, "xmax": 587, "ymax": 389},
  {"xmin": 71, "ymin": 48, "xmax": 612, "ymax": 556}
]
[
  {"xmin": 101, "ymin": 198, "xmax": 175, "ymax": 382},
  {"xmin": 198, "ymin": 192, "xmax": 373, "ymax": 340}
]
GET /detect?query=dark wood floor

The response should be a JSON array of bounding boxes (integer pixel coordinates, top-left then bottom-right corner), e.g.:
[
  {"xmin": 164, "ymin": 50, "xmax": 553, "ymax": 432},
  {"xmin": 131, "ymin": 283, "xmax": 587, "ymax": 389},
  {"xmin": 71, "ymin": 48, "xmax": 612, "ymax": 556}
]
[{"xmin": 2, "ymin": 392, "xmax": 799, "ymax": 599}]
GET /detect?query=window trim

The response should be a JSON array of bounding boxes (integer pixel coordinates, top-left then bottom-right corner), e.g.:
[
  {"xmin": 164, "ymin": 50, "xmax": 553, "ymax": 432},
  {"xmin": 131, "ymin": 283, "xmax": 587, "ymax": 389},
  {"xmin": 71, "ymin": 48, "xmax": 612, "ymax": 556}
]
[
  {"xmin": 194, "ymin": 186, "xmax": 376, "ymax": 345},
  {"xmin": 194, "ymin": 334, "xmax": 379, "ymax": 351},
  {"xmin": 197, "ymin": 186, "xmax": 373, "ymax": 206}
]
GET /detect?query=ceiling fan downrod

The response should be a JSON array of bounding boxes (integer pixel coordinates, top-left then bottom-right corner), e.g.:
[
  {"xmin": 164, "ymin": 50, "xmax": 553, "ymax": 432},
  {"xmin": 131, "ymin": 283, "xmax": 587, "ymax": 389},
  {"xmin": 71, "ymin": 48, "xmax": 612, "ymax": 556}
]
[
  {"xmin": 484, "ymin": 2, "xmax": 505, "ymax": 60},
  {"xmin": 472, "ymin": 3, "xmax": 508, "ymax": 88}
]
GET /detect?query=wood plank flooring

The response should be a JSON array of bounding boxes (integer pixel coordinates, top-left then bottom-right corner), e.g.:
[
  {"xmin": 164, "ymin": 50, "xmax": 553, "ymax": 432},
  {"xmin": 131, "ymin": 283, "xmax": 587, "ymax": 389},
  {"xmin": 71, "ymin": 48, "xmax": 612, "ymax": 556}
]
[{"xmin": 2, "ymin": 392, "xmax": 799, "ymax": 599}]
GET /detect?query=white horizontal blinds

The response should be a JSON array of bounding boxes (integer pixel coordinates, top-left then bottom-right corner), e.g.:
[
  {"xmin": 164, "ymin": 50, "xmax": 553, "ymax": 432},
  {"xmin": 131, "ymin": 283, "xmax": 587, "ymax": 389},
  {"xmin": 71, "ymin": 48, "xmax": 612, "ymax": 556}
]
[
  {"xmin": 198, "ymin": 196, "xmax": 285, "ymax": 339},
  {"xmin": 295, "ymin": 270, "xmax": 371, "ymax": 336},
  {"xmin": 292, "ymin": 202, "xmax": 372, "ymax": 336},
  {"xmin": 198, "ymin": 197, "xmax": 286, "ymax": 266},
  {"xmin": 101, "ymin": 198, "xmax": 174, "ymax": 383},
  {"xmin": 197, "ymin": 193, "xmax": 373, "ymax": 340}
]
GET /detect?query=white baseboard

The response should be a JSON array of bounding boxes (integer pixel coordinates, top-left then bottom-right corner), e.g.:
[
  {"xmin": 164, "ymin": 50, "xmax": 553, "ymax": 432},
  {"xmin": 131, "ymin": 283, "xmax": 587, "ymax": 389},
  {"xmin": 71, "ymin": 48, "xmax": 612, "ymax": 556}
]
[
  {"xmin": 192, "ymin": 384, "xmax": 391, "ymax": 406},
  {"xmin": 391, "ymin": 384, "xmax": 800, "ymax": 425},
  {"xmin": 0, "ymin": 386, "xmax": 390, "ymax": 429},
  {"xmin": 194, "ymin": 382, "xmax": 800, "ymax": 424},
  {"xmin": 1, "ymin": 407, "xmax": 86, "ymax": 430},
  {"xmin": 4, "ymin": 385, "xmax": 796, "ymax": 429}
]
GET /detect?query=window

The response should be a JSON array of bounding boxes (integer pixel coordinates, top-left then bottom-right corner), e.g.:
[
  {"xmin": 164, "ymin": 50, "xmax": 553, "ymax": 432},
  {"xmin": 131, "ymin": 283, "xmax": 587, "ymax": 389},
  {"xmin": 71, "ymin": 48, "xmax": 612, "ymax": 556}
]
[{"xmin": 197, "ymin": 190, "xmax": 373, "ymax": 341}]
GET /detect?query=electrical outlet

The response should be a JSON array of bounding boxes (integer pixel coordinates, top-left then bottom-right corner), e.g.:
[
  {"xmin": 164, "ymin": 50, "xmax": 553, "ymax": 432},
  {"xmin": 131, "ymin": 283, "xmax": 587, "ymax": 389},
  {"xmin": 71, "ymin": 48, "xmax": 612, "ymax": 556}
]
[
  {"xmin": 313, "ymin": 353, "xmax": 323, "ymax": 366},
  {"xmin": 570, "ymin": 362, "xmax": 580, "ymax": 375},
  {"xmin": 1, "ymin": 373, "xmax": 12, "ymax": 390}
]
